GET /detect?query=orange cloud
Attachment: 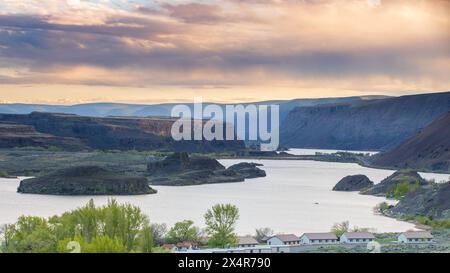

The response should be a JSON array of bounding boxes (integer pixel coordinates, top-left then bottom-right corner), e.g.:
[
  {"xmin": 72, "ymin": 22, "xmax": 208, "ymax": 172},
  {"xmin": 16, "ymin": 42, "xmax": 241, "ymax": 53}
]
[{"xmin": 0, "ymin": 0, "xmax": 448, "ymax": 103}]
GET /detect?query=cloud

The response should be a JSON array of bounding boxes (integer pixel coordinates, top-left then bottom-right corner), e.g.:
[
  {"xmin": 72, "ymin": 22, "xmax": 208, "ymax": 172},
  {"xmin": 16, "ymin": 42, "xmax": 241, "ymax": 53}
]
[{"xmin": 0, "ymin": 0, "xmax": 448, "ymax": 101}]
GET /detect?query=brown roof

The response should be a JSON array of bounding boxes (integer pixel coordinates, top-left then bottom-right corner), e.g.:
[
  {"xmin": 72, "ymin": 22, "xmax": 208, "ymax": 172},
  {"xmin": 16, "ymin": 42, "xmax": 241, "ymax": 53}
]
[
  {"xmin": 402, "ymin": 231, "xmax": 433, "ymax": 239},
  {"xmin": 176, "ymin": 241, "xmax": 196, "ymax": 248},
  {"xmin": 342, "ymin": 232, "xmax": 375, "ymax": 239},
  {"xmin": 162, "ymin": 244, "xmax": 175, "ymax": 249},
  {"xmin": 271, "ymin": 234, "xmax": 300, "ymax": 242},
  {"xmin": 301, "ymin": 233, "xmax": 338, "ymax": 240},
  {"xmin": 238, "ymin": 236, "xmax": 259, "ymax": 245}
]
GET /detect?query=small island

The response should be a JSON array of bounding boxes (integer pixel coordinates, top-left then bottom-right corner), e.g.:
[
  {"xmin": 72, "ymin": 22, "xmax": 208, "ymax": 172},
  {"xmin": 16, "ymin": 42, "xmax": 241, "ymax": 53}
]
[
  {"xmin": 147, "ymin": 152, "xmax": 266, "ymax": 186},
  {"xmin": 360, "ymin": 170, "xmax": 427, "ymax": 197},
  {"xmin": 18, "ymin": 166, "xmax": 156, "ymax": 195},
  {"xmin": 332, "ymin": 174, "xmax": 374, "ymax": 192}
]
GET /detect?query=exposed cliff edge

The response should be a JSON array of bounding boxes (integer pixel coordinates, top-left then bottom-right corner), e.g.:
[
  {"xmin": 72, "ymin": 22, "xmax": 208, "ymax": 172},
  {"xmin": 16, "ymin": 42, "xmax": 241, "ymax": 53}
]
[
  {"xmin": 281, "ymin": 92, "xmax": 450, "ymax": 150},
  {"xmin": 332, "ymin": 175, "xmax": 374, "ymax": 191},
  {"xmin": 371, "ymin": 111, "xmax": 450, "ymax": 173},
  {"xmin": 147, "ymin": 152, "xmax": 266, "ymax": 186},
  {"xmin": 0, "ymin": 112, "xmax": 245, "ymax": 152},
  {"xmin": 17, "ymin": 166, "xmax": 156, "ymax": 195}
]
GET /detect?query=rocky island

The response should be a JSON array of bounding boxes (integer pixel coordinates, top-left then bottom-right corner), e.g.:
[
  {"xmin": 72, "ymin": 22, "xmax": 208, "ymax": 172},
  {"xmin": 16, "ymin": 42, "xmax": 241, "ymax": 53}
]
[
  {"xmin": 332, "ymin": 175, "xmax": 374, "ymax": 191},
  {"xmin": 147, "ymin": 152, "xmax": 266, "ymax": 186},
  {"xmin": 361, "ymin": 170, "xmax": 427, "ymax": 197},
  {"xmin": 17, "ymin": 166, "xmax": 156, "ymax": 195}
]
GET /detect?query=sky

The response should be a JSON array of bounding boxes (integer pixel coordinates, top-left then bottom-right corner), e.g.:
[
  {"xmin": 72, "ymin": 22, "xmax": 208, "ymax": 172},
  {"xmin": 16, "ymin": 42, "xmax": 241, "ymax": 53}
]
[{"xmin": 0, "ymin": 0, "xmax": 449, "ymax": 104}]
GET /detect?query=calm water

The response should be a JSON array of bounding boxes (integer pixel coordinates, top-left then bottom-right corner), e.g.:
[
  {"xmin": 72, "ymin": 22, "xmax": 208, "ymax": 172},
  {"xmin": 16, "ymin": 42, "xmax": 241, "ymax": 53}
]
[
  {"xmin": 286, "ymin": 148, "xmax": 379, "ymax": 156},
  {"xmin": 0, "ymin": 159, "xmax": 448, "ymax": 234}
]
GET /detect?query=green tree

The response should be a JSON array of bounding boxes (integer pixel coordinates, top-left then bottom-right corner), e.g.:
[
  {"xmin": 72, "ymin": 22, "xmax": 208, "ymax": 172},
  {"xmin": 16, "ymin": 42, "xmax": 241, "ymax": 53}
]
[
  {"xmin": 137, "ymin": 224, "xmax": 154, "ymax": 253},
  {"xmin": 331, "ymin": 221, "xmax": 350, "ymax": 237},
  {"xmin": 3, "ymin": 216, "xmax": 56, "ymax": 253},
  {"xmin": 204, "ymin": 204, "xmax": 239, "ymax": 248},
  {"xmin": 1, "ymin": 199, "xmax": 156, "ymax": 253},
  {"xmin": 388, "ymin": 181, "xmax": 420, "ymax": 200},
  {"xmin": 167, "ymin": 220, "xmax": 199, "ymax": 243}
]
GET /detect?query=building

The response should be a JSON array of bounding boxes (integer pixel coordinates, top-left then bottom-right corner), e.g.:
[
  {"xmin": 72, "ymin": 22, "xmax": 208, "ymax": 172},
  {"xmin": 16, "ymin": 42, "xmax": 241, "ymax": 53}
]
[
  {"xmin": 237, "ymin": 236, "xmax": 259, "ymax": 248},
  {"xmin": 340, "ymin": 232, "xmax": 375, "ymax": 244},
  {"xmin": 267, "ymin": 234, "xmax": 300, "ymax": 245},
  {"xmin": 176, "ymin": 241, "xmax": 197, "ymax": 251},
  {"xmin": 398, "ymin": 231, "xmax": 433, "ymax": 244},
  {"xmin": 161, "ymin": 244, "xmax": 176, "ymax": 251},
  {"xmin": 300, "ymin": 233, "xmax": 338, "ymax": 245}
]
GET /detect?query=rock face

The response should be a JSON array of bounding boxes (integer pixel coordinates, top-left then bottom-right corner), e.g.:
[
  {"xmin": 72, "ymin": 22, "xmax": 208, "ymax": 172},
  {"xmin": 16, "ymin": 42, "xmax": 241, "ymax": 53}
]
[
  {"xmin": 388, "ymin": 182, "xmax": 450, "ymax": 220},
  {"xmin": 332, "ymin": 175, "xmax": 374, "ymax": 191},
  {"xmin": 0, "ymin": 112, "xmax": 245, "ymax": 152},
  {"xmin": 281, "ymin": 92, "xmax": 450, "ymax": 150},
  {"xmin": 17, "ymin": 166, "xmax": 156, "ymax": 195},
  {"xmin": 361, "ymin": 170, "xmax": 427, "ymax": 196},
  {"xmin": 372, "ymin": 111, "xmax": 450, "ymax": 173},
  {"xmin": 0, "ymin": 123, "xmax": 86, "ymax": 150},
  {"xmin": 147, "ymin": 152, "xmax": 266, "ymax": 186}
]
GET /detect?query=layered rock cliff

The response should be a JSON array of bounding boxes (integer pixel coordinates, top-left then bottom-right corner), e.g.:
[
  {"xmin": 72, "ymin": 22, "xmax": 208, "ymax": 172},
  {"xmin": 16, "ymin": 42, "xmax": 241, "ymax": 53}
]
[
  {"xmin": 0, "ymin": 112, "xmax": 245, "ymax": 152},
  {"xmin": 280, "ymin": 92, "xmax": 450, "ymax": 150}
]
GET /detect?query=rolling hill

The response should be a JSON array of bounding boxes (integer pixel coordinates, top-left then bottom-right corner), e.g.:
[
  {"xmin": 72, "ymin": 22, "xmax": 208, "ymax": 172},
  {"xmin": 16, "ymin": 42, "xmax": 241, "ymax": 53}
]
[{"xmin": 372, "ymin": 111, "xmax": 450, "ymax": 173}]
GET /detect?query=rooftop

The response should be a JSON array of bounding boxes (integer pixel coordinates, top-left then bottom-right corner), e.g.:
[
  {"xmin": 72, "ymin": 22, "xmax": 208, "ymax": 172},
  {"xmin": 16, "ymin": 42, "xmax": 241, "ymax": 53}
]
[
  {"xmin": 270, "ymin": 234, "xmax": 300, "ymax": 242},
  {"xmin": 301, "ymin": 232, "xmax": 338, "ymax": 240},
  {"xmin": 238, "ymin": 236, "xmax": 259, "ymax": 245},
  {"xmin": 401, "ymin": 231, "xmax": 433, "ymax": 239},
  {"xmin": 176, "ymin": 241, "xmax": 196, "ymax": 248},
  {"xmin": 342, "ymin": 232, "xmax": 375, "ymax": 239}
]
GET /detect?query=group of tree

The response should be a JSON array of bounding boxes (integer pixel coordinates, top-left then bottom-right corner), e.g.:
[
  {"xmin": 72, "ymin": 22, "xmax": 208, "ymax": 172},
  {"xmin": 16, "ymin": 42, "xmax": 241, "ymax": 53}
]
[
  {"xmin": 0, "ymin": 200, "xmax": 242, "ymax": 253},
  {"xmin": 331, "ymin": 221, "xmax": 372, "ymax": 237},
  {"xmin": 0, "ymin": 199, "xmax": 162, "ymax": 253},
  {"xmin": 151, "ymin": 204, "xmax": 241, "ymax": 248}
]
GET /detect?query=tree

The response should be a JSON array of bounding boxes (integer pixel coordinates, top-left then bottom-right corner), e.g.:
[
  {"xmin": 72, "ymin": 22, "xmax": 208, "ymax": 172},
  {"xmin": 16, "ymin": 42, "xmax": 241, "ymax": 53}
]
[
  {"xmin": 0, "ymin": 199, "xmax": 156, "ymax": 253},
  {"xmin": 204, "ymin": 204, "xmax": 239, "ymax": 248},
  {"xmin": 3, "ymin": 216, "xmax": 56, "ymax": 253},
  {"xmin": 331, "ymin": 221, "xmax": 350, "ymax": 237},
  {"xmin": 151, "ymin": 223, "xmax": 168, "ymax": 246},
  {"xmin": 167, "ymin": 220, "xmax": 199, "ymax": 244},
  {"xmin": 255, "ymin": 227, "xmax": 274, "ymax": 243},
  {"xmin": 137, "ymin": 224, "xmax": 154, "ymax": 253}
]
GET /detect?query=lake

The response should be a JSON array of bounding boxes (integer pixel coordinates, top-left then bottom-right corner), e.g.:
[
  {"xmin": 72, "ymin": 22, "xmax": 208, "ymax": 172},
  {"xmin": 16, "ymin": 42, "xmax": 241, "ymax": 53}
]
[
  {"xmin": 286, "ymin": 148, "xmax": 379, "ymax": 156},
  {"xmin": 0, "ymin": 158, "xmax": 448, "ymax": 235}
]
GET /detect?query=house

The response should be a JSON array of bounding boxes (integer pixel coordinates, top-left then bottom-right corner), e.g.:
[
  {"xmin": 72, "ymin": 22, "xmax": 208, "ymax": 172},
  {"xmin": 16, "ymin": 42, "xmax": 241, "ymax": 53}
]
[
  {"xmin": 267, "ymin": 234, "xmax": 300, "ymax": 245},
  {"xmin": 340, "ymin": 232, "xmax": 375, "ymax": 244},
  {"xmin": 238, "ymin": 236, "xmax": 259, "ymax": 248},
  {"xmin": 176, "ymin": 241, "xmax": 197, "ymax": 251},
  {"xmin": 161, "ymin": 244, "xmax": 176, "ymax": 251},
  {"xmin": 300, "ymin": 233, "xmax": 338, "ymax": 245},
  {"xmin": 398, "ymin": 231, "xmax": 433, "ymax": 244}
]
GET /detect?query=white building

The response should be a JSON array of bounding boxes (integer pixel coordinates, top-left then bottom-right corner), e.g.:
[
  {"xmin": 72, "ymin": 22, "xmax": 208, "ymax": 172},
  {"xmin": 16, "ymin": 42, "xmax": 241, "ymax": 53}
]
[
  {"xmin": 398, "ymin": 231, "xmax": 433, "ymax": 244},
  {"xmin": 300, "ymin": 233, "xmax": 338, "ymax": 245},
  {"xmin": 267, "ymin": 234, "xmax": 300, "ymax": 245},
  {"xmin": 340, "ymin": 232, "xmax": 375, "ymax": 244},
  {"xmin": 237, "ymin": 236, "xmax": 259, "ymax": 248}
]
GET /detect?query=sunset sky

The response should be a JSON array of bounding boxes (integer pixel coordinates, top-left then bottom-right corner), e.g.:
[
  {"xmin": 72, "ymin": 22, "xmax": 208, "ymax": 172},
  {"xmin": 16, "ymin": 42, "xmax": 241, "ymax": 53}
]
[{"xmin": 0, "ymin": 0, "xmax": 449, "ymax": 104}]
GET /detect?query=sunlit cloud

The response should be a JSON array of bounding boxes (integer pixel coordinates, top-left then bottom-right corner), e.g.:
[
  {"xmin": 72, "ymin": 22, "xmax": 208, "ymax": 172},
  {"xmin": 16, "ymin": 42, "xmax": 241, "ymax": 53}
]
[{"xmin": 0, "ymin": 0, "xmax": 448, "ymax": 103}]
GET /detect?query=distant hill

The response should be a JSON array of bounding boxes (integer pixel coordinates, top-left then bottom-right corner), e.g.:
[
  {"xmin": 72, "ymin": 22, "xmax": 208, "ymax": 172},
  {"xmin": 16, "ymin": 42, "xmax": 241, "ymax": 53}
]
[
  {"xmin": 280, "ymin": 92, "xmax": 450, "ymax": 150},
  {"xmin": 0, "ymin": 112, "xmax": 244, "ymax": 152},
  {"xmin": 372, "ymin": 111, "xmax": 450, "ymax": 173},
  {"xmin": 0, "ymin": 96, "xmax": 382, "ymax": 122}
]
